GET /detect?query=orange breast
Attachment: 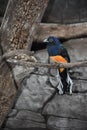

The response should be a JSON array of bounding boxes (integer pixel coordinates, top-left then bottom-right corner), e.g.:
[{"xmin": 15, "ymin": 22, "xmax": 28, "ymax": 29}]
[{"xmin": 50, "ymin": 55, "xmax": 67, "ymax": 72}]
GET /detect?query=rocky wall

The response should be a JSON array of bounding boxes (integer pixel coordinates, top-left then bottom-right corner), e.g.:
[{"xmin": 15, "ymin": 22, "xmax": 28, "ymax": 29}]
[{"xmin": 2, "ymin": 38, "xmax": 87, "ymax": 130}]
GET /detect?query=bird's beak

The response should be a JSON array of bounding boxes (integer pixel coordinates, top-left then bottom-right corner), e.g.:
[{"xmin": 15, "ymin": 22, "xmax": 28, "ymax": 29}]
[{"xmin": 43, "ymin": 39, "xmax": 48, "ymax": 43}]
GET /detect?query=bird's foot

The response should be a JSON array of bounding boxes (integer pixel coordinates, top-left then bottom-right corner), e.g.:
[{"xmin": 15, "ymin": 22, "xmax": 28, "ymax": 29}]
[
  {"xmin": 59, "ymin": 90, "xmax": 64, "ymax": 95},
  {"xmin": 57, "ymin": 83, "xmax": 64, "ymax": 95}
]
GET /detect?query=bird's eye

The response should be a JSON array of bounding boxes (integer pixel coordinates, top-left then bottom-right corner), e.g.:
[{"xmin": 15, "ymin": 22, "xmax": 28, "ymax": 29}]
[{"xmin": 49, "ymin": 38, "xmax": 54, "ymax": 43}]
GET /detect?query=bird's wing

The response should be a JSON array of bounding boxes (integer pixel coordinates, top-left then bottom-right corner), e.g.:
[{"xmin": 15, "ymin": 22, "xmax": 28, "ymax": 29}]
[{"xmin": 58, "ymin": 45, "xmax": 70, "ymax": 62}]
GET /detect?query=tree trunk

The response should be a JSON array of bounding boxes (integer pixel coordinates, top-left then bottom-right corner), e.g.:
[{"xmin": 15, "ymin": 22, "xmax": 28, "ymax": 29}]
[
  {"xmin": 0, "ymin": 0, "xmax": 49, "ymax": 127},
  {"xmin": 0, "ymin": 0, "xmax": 49, "ymax": 53}
]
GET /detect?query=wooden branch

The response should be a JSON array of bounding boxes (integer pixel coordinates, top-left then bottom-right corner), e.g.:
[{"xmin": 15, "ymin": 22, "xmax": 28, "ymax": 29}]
[
  {"xmin": 0, "ymin": 49, "xmax": 34, "ymax": 63},
  {"xmin": 7, "ymin": 59, "xmax": 87, "ymax": 69},
  {"xmin": 34, "ymin": 23, "xmax": 87, "ymax": 42}
]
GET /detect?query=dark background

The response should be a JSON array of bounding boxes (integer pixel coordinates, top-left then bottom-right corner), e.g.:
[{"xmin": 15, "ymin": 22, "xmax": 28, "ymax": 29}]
[
  {"xmin": 0, "ymin": 0, "xmax": 87, "ymax": 24},
  {"xmin": 0, "ymin": 0, "xmax": 8, "ymax": 16},
  {"xmin": 42, "ymin": 0, "xmax": 87, "ymax": 24}
]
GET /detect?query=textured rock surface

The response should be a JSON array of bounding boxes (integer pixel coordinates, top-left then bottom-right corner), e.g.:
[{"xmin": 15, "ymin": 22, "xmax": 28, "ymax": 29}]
[
  {"xmin": 47, "ymin": 116, "xmax": 87, "ymax": 130},
  {"xmin": 42, "ymin": 93, "xmax": 87, "ymax": 120},
  {"xmin": 2, "ymin": 39, "xmax": 87, "ymax": 129},
  {"xmin": 5, "ymin": 110, "xmax": 46, "ymax": 128},
  {"xmin": 15, "ymin": 74, "xmax": 55, "ymax": 111}
]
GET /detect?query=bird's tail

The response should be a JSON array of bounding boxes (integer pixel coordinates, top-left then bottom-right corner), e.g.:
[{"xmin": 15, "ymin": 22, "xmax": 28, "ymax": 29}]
[
  {"xmin": 56, "ymin": 70, "xmax": 64, "ymax": 95},
  {"xmin": 57, "ymin": 70, "xmax": 73, "ymax": 95},
  {"xmin": 66, "ymin": 72, "xmax": 73, "ymax": 94}
]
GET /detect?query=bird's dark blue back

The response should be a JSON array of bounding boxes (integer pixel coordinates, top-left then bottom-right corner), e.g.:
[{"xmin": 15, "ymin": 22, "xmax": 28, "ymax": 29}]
[
  {"xmin": 47, "ymin": 36, "xmax": 62, "ymax": 56},
  {"xmin": 47, "ymin": 44, "xmax": 62, "ymax": 56},
  {"xmin": 46, "ymin": 36, "xmax": 70, "ymax": 62}
]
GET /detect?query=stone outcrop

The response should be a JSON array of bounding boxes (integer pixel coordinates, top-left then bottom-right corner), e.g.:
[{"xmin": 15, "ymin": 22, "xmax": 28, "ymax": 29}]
[
  {"xmin": 5, "ymin": 110, "xmax": 46, "ymax": 128},
  {"xmin": 47, "ymin": 116, "xmax": 87, "ymax": 130},
  {"xmin": 2, "ymin": 38, "xmax": 87, "ymax": 129}
]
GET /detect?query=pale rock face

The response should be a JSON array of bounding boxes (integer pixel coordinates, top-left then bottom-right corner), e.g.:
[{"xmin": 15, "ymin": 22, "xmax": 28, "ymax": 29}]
[
  {"xmin": 3, "ymin": 39, "xmax": 87, "ymax": 130},
  {"xmin": 15, "ymin": 74, "xmax": 55, "ymax": 111}
]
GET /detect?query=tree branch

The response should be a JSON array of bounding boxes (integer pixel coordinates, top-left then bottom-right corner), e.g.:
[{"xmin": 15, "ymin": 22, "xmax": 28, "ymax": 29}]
[
  {"xmin": 0, "ymin": 49, "xmax": 34, "ymax": 63},
  {"xmin": 7, "ymin": 58, "xmax": 87, "ymax": 69},
  {"xmin": 34, "ymin": 23, "xmax": 87, "ymax": 42}
]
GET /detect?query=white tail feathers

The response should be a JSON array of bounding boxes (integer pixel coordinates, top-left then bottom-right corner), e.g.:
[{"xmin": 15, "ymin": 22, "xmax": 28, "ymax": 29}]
[
  {"xmin": 57, "ymin": 70, "xmax": 64, "ymax": 95},
  {"xmin": 66, "ymin": 73, "xmax": 73, "ymax": 94},
  {"xmin": 57, "ymin": 70, "xmax": 73, "ymax": 95}
]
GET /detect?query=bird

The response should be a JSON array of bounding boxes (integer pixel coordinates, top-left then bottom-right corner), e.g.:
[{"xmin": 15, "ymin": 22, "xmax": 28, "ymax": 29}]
[{"xmin": 43, "ymin": 36, "xmax": 73, "ymax": 95}]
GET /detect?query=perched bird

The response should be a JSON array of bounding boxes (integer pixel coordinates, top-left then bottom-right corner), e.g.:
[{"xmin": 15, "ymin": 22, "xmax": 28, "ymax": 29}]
[{"xmin": 44, "ymin": 36, "xmax": 73, "ymax": 94}]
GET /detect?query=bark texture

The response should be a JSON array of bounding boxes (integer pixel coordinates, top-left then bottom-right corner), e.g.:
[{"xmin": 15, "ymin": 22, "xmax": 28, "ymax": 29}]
[
  {"xmin": 0, "ymin": 0, "xmax": 49, "ymax": 52},
  {"xmin": 34, "ymin": 23, "xmax": 87, "ymax": 42},
  {"xmin": 0, "ymin": 0, "xmax": 49, "ymax": 127}
]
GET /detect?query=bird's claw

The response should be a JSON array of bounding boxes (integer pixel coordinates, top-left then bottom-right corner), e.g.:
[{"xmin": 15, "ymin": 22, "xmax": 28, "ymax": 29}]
[{"xmin": 59, "ymin": 90, "xmax": 64, "ymax": 95}]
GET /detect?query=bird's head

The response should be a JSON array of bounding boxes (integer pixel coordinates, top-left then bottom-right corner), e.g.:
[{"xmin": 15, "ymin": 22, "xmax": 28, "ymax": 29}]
[{"xmin": 43, "ymin": 36, "xmax": 61, "ymax": 47}]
